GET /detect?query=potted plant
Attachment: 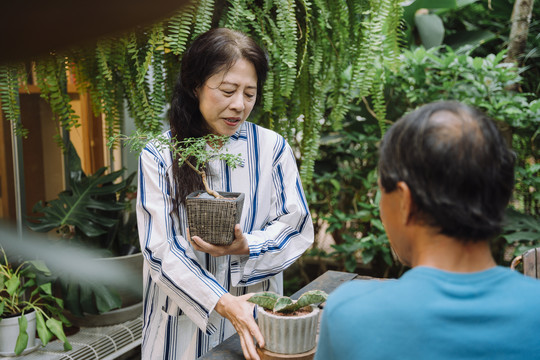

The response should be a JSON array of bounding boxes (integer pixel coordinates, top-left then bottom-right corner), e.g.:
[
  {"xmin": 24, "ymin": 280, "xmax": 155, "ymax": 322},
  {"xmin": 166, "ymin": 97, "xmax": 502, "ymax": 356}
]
[
  {"xmin": 116, "ymin": 131, "xmax": 244, "ymax": 246},
  {"xmin": 0, "ymin": 248, "xmax": 72, "ymax": 356},
  {"xmin": 26, "ymin": 142, "xmax": 142, "ymax": 326},
  {"xmin": 248, "ymin": 290, "xmax": 328, "ymax": 357}
]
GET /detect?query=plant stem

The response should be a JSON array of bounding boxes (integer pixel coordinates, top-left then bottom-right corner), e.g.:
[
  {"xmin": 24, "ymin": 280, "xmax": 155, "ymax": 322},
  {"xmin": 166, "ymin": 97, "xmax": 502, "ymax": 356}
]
[{"xmin": 200, "ymin": 170, "xmax": 224, "ymax": 199}]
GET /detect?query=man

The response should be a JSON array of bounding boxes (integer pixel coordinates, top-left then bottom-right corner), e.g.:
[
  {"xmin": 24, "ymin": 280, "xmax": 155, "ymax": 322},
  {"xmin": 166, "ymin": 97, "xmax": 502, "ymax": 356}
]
[{"xmin": 315, "ymin": 101, "xmax": 540, "ymax": 360}]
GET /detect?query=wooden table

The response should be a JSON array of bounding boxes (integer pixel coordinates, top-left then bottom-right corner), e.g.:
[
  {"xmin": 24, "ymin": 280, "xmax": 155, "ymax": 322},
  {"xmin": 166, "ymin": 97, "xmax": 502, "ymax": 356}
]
[{"xmin": 198, "ymin": 270, "xmax": 368, "ymax": 360}]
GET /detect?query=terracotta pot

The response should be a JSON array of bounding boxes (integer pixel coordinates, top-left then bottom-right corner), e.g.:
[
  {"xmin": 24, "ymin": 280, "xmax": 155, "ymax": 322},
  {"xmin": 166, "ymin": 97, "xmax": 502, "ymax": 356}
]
[{"xmin": 256, "ymin": 305, "xmax": 320, "ymax": 355}]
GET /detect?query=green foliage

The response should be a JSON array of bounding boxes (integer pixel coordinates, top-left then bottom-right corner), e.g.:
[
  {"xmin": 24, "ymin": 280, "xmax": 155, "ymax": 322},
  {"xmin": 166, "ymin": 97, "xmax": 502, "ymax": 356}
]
[
  {"xmin": 27, "ymin": 142, "xmax": 135, "ymax": 248},
  {"xmin": 384, "ymin": 46, "xmax": 539, "ymax": 216},
  {"xmin": 498, "ymin": 208, "xmax": 540, "ymax": 259},
  {"xmin": 248, "ymin": 290, "xmax": 327, "ymax": 314},
  {"xmin": 112, "ymin": 131, "xmax": 242, "ymax": 198},
  {"xmin": 34, "ymin": 55, "xmax": 80, "ymax": 148},
  {"xmin": 0, "ymin": 64, "xmax": 27, "ymax": 137},
  {"xmin": 26, "ymin": 142, "xmax": 137, "ymax": 315},
  {"xmin": 307, "ymin": 112, "xmax": 401, "ymax": 277},
  {"xmin": 381, "ymin": 45, "xmax": 540, "ymax": 264},
  {"xmin": 0, "ymin": 248, "xmax": 71, "ymax": 355},
  {"xmin": 0, "ymin": 0, "xmax": 404, "ymax": 187}
]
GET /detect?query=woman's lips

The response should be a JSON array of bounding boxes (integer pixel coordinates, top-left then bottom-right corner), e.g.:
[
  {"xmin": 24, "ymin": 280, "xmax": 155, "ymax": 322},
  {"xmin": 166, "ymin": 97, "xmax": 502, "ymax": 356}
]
[{"xmin": 223, "ymin": 118, "xmax": 241, "ymax": 126}]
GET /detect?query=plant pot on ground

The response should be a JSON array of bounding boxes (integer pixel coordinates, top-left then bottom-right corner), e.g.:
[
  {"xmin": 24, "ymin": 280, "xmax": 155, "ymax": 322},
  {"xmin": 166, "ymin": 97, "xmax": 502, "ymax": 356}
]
[
  {"xmin": 116, "ymin": 132, "xmax": 244, "ymax": 246},
  {"xmin": 27, "ymin": 142, "xmax": 142, "ymax": 326},
  {"xmin": 248, "ymin": 290, "xmax": 328, "ymax": 358},
  {"xmin": 0, "ymin": 248, "xmax": 71, "ymax": 356}
]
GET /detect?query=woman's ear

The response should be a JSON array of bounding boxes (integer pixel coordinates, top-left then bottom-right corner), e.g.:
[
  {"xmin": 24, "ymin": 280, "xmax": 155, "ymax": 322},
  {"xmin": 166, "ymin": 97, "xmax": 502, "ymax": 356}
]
[{"xmin": 396, "ymin": 181, "xmax": 413, "ymax": 225}]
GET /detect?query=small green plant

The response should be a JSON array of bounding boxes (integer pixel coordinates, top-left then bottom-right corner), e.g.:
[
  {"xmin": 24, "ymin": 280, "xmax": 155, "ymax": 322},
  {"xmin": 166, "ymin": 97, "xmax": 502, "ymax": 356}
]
[
  {"xmin": 248, "ymin": 290, "xmax": 328, "ymax": 314},
  {"xmin": 0, "ymin": 248, "xmax": 72, "ymax": 355},
  {"xmin": 112, "ymin": 131, "xmax": 243, "ymax": 199}
]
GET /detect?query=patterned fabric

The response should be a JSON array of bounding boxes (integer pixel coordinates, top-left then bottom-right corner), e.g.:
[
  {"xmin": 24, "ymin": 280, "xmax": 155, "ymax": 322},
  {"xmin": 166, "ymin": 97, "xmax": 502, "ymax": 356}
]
[{"xmin": 137, "ymin": 122, "xmax": 314, "ymax": 359}]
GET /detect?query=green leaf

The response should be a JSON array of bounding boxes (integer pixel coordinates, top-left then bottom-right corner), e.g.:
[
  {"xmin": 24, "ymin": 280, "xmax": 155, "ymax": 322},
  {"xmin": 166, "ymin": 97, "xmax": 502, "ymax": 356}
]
[
  {"xmin": 248, "ymin": 292, "xmax": 279, "ymax": 311},
  {"xmin": 502, "ymin": 231, "xmax": 540, "ymax": 243},
  {"xmin": 6, "ymin": 275, "xmax": 20, "ymax": 296},
  {"xmin": 92, "ymin": 284, "xmax": 121, "ymax": 314},
  {"xmin": 35, "ymin": 311, "xmax": 53, "ymax": 346},
  {"xmin": 414, "ymin": 13, "xmax": 445, "ymax": 49},
  {"xmin": 296, "ymin": 290, "xmax": 328, "ymax": 308},
  {"xmin": 27, "ymin": 142, "xmax": 132, "ymax": 239},
  {"xmin": 46, "ymin": 318, "xmax": 72, "ymax": 351},
  {"xmin": 274, "ymin": 296, "xmax": 295, "ymax": 313},
  {"xmin": 15, "ymin": 314, "xmax": 29, "ymax": 355},
  {"xmin": 79, "ymin": 283, "xmax": 99, "ymax": 314}
]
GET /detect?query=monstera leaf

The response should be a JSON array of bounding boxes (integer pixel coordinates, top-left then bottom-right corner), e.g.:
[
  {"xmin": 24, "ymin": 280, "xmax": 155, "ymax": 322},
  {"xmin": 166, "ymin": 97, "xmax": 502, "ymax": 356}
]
[{"xmin": 27, "ymin": 142, "xmax": 132, "ymax": 239}]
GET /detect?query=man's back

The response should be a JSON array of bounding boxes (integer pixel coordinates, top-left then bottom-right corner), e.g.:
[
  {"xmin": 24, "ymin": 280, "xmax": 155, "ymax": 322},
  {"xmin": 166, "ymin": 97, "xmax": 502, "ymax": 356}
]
[{"xmin": 316, "ymin": 266, "xmax": 540, "ymax": 360}]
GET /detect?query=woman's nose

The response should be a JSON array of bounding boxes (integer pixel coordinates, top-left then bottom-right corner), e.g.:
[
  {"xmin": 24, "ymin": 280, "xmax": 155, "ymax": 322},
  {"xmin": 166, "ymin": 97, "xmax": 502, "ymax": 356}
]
[{"xmin": 229, "ymin": 92, "xmax": 245, "ymax": 111}]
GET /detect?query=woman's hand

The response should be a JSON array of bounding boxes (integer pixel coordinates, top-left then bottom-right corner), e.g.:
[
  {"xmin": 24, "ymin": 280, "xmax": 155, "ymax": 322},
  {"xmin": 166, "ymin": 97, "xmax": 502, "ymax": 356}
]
[
  {"xmin": 190, "ymin": 224, "xmax": 250, "ymax": 256},
  {"xmin": 215, "ymin": 293, "xmax": 264, "ymax": 360}
]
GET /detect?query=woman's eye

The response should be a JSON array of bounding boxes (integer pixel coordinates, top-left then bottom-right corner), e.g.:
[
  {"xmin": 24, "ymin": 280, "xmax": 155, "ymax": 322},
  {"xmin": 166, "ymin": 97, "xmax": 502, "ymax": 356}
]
[
  {"xmin": 222, "ymin": 90, "xmax": 235, "ymax": 95},
  {"xmin": 245, "ymin": 93, "xmax": 255, "ymax": 99}
]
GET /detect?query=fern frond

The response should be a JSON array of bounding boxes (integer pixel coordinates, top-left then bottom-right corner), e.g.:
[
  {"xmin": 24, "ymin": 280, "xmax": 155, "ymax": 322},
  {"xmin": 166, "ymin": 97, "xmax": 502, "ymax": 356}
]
[
  {"xmin": 0, "ymin": 64, "xmax": 27, "ymax": 137},
  {"xmin": 34, "ymin": 55, "xmax": 80, "ymax": 148},
  {"xmin": 167, "ymin": 5, "xmax": 197, "ymax": 57},
  {"xmin": 192, "ymin": 0, "xmax": 215, "ymax": 38}
]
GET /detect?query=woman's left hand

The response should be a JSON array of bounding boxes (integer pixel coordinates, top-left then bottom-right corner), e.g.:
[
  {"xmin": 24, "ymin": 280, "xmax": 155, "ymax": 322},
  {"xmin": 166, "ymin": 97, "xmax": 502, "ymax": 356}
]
[{"xmin": 190, "ymin": 224, "xmax": 250, "ymax": 256}]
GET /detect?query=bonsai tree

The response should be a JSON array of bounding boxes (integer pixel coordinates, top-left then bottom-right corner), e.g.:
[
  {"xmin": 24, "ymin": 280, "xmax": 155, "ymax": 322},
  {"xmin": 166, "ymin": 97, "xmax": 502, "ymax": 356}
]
[
  {"xmin": 0, "ymin": 248, "xmax": 72, "ymax": 355},
  {"xmin": 114, "ymin": 131, "xmax": 243, "ymax": 199},
  {"xmin": 248, "ymin": 289, "xmax": 328, "ymax": 314}
]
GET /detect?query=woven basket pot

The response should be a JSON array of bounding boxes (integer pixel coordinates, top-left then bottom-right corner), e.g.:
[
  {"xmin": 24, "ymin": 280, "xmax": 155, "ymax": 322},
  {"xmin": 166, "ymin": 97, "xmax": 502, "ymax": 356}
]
[
  {"xmin": 186, "ymin": 190, "xmax": 245, "ymax": 245},
  {"xmin": 256, "ymin": 305, "xmax": 320, "ymax": 355}
]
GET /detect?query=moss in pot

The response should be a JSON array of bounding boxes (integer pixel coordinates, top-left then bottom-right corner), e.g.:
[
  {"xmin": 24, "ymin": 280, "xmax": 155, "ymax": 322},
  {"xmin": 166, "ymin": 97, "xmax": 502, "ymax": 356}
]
[{"xmin": 248, "ymin": 290, "xmax": 328, "ymax": 356}]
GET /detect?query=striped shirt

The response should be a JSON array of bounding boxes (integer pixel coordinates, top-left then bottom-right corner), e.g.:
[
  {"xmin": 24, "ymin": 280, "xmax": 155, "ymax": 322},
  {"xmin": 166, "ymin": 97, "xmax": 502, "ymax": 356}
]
[{"xmin": 136, "ymin": 122, "xmax": 314, "ymax": 359}]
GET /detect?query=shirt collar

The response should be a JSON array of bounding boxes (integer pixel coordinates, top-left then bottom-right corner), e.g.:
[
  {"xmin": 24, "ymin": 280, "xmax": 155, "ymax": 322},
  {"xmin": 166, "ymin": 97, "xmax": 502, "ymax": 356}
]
[{"xmin": 229, "ymin": 122, "xmax": 249, "ymax": 142}]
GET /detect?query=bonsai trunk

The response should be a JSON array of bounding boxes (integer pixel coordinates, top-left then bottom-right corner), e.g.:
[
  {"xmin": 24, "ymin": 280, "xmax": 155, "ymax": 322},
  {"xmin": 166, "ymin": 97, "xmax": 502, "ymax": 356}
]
[{"xmin": 200, "ymin": 170, "xmax": 224, "ymax": 199}]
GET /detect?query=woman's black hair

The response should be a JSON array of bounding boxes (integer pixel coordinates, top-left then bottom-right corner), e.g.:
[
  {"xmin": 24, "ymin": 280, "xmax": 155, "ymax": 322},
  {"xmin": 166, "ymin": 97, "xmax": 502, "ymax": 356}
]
[
  {"xmin": 169, "ymin": 28, "xmax": 268, "ymax": 210},
  {"xmin": 378, "ymin": 101, "xmax": 516, "ymax": 241}
]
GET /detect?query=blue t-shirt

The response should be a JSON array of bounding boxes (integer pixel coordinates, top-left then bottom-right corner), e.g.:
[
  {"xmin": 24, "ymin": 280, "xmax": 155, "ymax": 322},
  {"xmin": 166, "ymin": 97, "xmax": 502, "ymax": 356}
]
[{"xmin": 315, "ymin": 266, "xmax": 540, "ymax": 360}]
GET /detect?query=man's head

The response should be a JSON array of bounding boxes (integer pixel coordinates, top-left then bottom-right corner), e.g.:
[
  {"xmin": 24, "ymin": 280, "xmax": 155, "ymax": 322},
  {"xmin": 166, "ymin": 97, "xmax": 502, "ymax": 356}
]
[{"xmin": 378, "ymin": 101, "xmax": 515, "ymax": 243}]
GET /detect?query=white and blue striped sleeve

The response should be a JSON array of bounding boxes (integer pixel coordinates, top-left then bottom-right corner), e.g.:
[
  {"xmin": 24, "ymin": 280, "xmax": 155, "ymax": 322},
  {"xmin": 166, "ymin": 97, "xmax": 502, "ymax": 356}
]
[
  {"xmin": 230, "ymin": 137, "xmax": 314, "ymax": 286},
  {"xmin": 137, "ymin": 142, "xmax": 227, "ymax": 334}
]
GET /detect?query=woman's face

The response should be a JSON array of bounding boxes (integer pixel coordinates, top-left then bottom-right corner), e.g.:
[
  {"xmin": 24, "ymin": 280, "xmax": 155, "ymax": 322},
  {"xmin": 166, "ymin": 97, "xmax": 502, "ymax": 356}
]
[{"xmin": 197, "ymin": 58, "xmax": 258, "ymax": 136}]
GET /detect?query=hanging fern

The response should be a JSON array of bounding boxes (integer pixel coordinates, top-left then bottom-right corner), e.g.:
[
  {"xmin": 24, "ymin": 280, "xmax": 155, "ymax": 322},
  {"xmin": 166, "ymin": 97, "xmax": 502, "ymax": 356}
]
[
  {"xmin": 167, "ymin": 5, "xmax": 197, "ymax": 57},
  {"xmin": 192, "ymin": 0, "xmax": 215, "ymax": 38},
  {"xmin": 0, "ymin": 64, "xmax": 27, "ymax": 137},
  {"xmin": 34, "ymin": 55, "xmax": 80, "ymax": 148},
  {"xmin": 1, "ymin": 0, "xmax": 405, "ymax": 186}
]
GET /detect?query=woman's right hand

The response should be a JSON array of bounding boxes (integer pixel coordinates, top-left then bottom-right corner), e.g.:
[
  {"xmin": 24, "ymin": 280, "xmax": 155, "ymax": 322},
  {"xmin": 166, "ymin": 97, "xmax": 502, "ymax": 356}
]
[
  {"xmin": 214, "ymin": 293, "xmax": 264, "ymax": 360},
  {"xmin": 190, "ymin": 224, "xmax": 249, "ymax": 257}
]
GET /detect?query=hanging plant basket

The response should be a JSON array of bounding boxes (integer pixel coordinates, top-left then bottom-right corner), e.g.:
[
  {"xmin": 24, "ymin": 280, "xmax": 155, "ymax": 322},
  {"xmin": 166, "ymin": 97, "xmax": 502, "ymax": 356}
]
[{"xmin": 186, "ymin": 190, "xmax": 245, "ymax": 246}]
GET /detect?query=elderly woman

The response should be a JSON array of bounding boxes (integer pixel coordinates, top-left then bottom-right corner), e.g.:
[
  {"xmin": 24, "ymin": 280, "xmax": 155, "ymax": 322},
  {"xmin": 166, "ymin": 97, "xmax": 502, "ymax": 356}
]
[{"xmin": 137, "ymin": 28, "xmax": 314, "ymax": 360}]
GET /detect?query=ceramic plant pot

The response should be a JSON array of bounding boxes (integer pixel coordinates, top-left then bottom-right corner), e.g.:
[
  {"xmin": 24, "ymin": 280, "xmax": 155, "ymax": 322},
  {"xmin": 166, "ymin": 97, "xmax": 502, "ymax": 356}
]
[
  {"xmin": 256, "ymin": 305, "xmax": 320, "ymax": 355},
  {"xmin": 63, "ymin": 252, "xmax": 143, "ymax": 327},
  {"xmin": 186, "ymin": 190, "xmax": 245, "ymax": 245},
  {"xmin": 0, "ymin": 310, "xmax": 38, "ymax": 356}
]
